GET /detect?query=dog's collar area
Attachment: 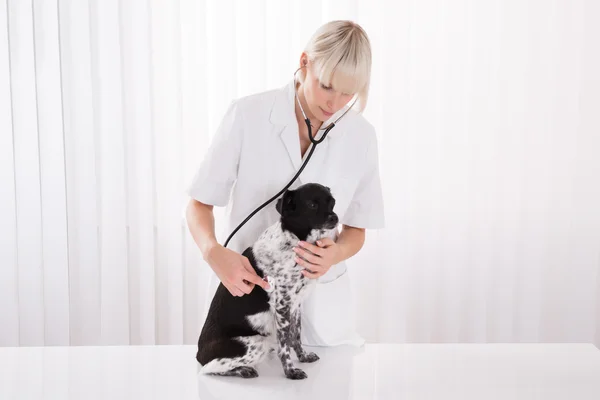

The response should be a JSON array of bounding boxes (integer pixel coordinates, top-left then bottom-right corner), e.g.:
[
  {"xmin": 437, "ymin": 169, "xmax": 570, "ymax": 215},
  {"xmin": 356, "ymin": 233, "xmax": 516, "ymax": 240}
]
[{"xmin": 263, "ymin": 276, "xmax": 274, "ymax": 293}]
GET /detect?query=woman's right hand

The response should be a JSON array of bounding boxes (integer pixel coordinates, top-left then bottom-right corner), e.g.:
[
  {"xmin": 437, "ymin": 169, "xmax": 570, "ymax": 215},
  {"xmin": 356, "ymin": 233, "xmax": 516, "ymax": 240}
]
[{"xmin": 204, "ymin": 244, "xmax": 270, "ymax": 296}]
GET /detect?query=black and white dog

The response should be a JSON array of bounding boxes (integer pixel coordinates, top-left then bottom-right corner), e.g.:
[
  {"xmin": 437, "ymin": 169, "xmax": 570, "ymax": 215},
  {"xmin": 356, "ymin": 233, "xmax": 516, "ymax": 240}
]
[{"xmin": 196, "ymin": 183, "xmax": 339, "ymax": 380}]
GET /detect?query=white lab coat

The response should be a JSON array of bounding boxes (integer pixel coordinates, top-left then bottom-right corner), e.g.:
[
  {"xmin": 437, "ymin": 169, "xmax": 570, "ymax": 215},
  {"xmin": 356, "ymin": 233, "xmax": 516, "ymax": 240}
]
[{"xmin": 187, "ymin": 80, "xmax": 385, "ymax": 347}]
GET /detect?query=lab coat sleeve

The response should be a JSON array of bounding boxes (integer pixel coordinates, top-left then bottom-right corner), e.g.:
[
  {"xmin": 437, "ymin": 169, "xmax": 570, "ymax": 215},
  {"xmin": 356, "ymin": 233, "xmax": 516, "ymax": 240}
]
[
  {"xmin": 341, "ymin": 133, "xmax": 385, "ymax": 229},
  {"xmin": 186, "ymin": 100, "xmax": 243, "ymax": 207}
]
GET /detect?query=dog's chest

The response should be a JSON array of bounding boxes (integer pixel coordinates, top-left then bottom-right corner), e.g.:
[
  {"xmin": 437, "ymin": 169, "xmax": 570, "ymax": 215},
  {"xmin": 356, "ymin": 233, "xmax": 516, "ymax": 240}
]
[
  {"xmin": 244, "ymin": 223, "xmax": 338, "ymax": 335},
  {"xmin": 245, "ymin": 281, "xmax": 309, "ymax": 338},
  {"xmin": 250, "ymin": 228, "xmax": 295, "ymax": 289},
  {"xmin": 257, "ymin": 246, "xmax": 310, "ymax": 314}
]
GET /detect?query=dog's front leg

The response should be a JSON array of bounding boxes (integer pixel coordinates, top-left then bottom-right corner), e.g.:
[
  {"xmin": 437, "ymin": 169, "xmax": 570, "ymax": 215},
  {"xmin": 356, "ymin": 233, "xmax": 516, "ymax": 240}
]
[
  {"xmin": 275, "ymin": 295, "xmax": 307, "ymax": 380},
  {"xmin": 291, "ymin": 308, "xmax": 319, "ymax": 363}
]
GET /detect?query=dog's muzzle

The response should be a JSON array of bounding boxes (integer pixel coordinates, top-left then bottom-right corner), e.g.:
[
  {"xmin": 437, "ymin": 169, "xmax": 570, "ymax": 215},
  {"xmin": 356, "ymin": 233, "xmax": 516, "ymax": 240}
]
[{"xmin": 324, "ymin": 214, "xmax": 339, "ymax": 229}]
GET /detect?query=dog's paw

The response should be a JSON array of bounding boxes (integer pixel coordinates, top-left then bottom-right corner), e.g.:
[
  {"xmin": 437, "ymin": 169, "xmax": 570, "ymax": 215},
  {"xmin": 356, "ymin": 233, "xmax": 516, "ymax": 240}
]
[
  {"xmin": 298, "ymin": 352, "xmax": 320, "ymax": 363},
  {"xmin": 211, "ymin": 366, "xmax": 259, "ymax": 379},
  {"xmin": 235, "ymin": 366, "xmax": 259, "ymax": 379},
  {"xmin": 285, "ymin": 368, "xmax": 308, "ymax": 380}
]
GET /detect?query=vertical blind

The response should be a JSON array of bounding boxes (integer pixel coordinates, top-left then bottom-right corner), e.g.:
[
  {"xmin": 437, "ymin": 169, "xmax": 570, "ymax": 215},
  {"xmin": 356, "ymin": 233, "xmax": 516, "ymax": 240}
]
[{"xmin": 1, "ymin": 0, "xmax": 599, "ymax": 348}]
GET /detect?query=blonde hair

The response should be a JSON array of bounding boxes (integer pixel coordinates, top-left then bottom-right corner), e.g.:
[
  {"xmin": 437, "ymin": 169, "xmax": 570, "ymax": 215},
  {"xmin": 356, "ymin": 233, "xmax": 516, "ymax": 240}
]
[{"xmin": 300, "ymin": 20, "xmax": 372, "ymax": 113}]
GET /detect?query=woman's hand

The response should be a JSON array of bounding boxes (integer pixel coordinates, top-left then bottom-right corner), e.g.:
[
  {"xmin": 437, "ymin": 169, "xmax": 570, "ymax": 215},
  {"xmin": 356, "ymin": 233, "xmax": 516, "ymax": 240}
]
[
  {"xmin": 204, "ymin": 244, "xmax": 270, "ymax": 296},
  {"xmin": 293, "ymin": 238, "xmax": 342, "ymax": 279}
]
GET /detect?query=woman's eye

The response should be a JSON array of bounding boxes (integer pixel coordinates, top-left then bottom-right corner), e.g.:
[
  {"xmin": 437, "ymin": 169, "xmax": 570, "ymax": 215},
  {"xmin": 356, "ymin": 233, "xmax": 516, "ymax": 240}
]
[{"xmin": 320, "ymin": 83, "xmax": 332, "ymax": 91}]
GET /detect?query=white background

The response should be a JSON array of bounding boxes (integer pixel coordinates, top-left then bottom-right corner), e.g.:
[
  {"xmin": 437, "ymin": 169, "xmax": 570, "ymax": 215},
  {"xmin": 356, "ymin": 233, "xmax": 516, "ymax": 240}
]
[{"xmin": 1, "ymin": 0, "xmax": 599, "ymax": 348}]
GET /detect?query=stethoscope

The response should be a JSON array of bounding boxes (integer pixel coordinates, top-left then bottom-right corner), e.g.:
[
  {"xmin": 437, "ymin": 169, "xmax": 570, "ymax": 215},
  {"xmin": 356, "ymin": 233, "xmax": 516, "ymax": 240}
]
[{"xmin": 223, "ymin": 67, "xmax": 356, "ymax": 248}]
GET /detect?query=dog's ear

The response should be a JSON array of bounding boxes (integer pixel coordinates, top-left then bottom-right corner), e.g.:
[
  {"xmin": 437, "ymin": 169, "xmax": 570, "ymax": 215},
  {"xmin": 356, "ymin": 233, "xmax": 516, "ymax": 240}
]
[
  {"xmin": 276, "ymin": 198, "xmax": 283, "ymax": 215},
  {"xmin": 276, "ymin": 190, "xmax": 295, "ymax": 216}
]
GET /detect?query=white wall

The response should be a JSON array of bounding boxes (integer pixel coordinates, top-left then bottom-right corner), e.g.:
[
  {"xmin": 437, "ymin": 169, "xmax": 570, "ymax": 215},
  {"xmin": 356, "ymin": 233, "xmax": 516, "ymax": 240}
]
[{"xmin": 1, "ymin": 0, "xmax": 599, "ymax": 347}]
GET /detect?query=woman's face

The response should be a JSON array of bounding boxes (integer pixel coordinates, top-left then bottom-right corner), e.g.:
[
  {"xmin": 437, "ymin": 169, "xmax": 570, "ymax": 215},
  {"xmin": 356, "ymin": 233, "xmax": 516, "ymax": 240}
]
[{"xmin": 301, "ymin": 59, "xmax": 355, "ymax": 123}]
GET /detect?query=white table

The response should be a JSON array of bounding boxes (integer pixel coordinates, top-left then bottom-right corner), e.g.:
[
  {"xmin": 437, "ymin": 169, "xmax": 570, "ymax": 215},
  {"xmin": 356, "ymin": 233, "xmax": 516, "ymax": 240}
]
[{"xmin": 1, "ymin": 343, "xmax": 599, "ymax": 399}]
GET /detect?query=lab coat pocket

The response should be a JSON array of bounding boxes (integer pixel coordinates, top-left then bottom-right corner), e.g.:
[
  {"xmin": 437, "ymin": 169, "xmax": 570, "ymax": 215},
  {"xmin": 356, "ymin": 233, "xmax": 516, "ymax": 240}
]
[{"xmin": 300, "ymin": 269, "xmax": 365, "ymax": 347}]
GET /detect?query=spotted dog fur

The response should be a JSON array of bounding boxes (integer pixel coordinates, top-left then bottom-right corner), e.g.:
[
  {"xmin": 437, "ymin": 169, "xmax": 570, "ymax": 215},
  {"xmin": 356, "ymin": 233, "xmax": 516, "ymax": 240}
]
[{"xmin": 196, "ymin": 183, "xmax": 338, "ymax": 380}]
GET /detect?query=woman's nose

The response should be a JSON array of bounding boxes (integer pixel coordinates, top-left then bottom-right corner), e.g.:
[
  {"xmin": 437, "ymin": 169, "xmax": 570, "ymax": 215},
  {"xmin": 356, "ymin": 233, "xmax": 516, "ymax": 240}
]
[
  {"xmin": 326, "ymin": 94, "xmax": 334, "ymax": 108},
  {"xmin": 326, "ymin": 96, "xmax": 338, "ymax": 110},
  {"xmin": 328, "ymin": 93, "xmax": 344, "ymax": 110}
]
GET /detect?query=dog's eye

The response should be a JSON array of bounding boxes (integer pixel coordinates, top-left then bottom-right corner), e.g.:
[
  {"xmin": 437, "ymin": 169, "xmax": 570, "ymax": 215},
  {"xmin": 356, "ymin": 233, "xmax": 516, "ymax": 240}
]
[{"xmin": 307, "ymin": 201, "xmax": 317, "ymax": 210}]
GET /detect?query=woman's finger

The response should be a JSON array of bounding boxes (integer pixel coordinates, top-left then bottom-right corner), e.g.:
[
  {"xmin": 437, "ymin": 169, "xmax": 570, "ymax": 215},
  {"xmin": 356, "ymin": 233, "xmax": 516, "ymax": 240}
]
[
  {"xmin": 301, "ymin": 269, "xmax": 320, "ymax": 279},
  {"xmin": 298, "ymin": 260, "xmax": 326, "ymax": 275},
  {"xmin": 297, "ymin": 241, "xmax": 324, "ymax": 257},
  {"xmin": 227, "ymin": 284, "xmax": 244, "ymax": 297},
  {"xmin": 295, "ymin": 248, "xmax": 321, "ymax": 264},
  {"xmin": 316, "ymin": 238, "xmax": 335, "ymax": 247},
  {"xmin": 236, "ymin": 279, "xmax": 254, "ymax": 295},
  {"xmin": 295, "ymin": 256, "xmax": 324, "ymax": 271}
]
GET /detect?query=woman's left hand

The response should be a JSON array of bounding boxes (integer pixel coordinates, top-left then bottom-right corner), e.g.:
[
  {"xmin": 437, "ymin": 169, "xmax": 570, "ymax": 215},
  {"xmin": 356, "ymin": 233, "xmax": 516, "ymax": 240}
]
[{"xmin": 293, "ymin": 238, "xmax": 341, "ymax": 279}]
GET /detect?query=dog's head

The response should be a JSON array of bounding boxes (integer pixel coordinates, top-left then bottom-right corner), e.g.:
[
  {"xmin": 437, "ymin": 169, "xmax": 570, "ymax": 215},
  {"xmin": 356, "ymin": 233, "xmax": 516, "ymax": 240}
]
[{"xmin": 275, "ymin": 183, "xmax": 338, "ymax": 230}]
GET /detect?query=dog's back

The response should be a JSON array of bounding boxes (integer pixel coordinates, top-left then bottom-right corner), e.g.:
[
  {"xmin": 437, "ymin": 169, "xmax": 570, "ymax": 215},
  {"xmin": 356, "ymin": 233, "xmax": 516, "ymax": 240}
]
[{"xmin": 196, "ymin": 247, "xmax": 270, "ymax": 365}]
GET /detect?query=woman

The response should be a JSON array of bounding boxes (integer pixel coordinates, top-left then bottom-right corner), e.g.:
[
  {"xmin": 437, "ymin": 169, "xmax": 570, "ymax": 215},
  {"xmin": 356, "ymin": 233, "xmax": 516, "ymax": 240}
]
[{"xmin": 186, "ymin": 20, "xmax": 385, "ymax": 347}]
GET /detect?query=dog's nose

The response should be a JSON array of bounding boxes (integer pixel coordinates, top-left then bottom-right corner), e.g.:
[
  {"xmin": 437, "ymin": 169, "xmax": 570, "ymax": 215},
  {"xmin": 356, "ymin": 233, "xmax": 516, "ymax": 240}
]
[{"xmin": 327, "ymin": 214, "xmax": 338, "ymax": 224}]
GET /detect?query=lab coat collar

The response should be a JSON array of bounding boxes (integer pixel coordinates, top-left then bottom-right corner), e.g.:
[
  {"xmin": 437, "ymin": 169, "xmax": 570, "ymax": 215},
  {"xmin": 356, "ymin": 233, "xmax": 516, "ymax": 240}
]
[
  {"xmin": 268, "ymin": 80, "xmax": 296, "ymax": 127},
  {"xmin": 269, "ymin": 80, "xmax": 339, "ymax": 184}
]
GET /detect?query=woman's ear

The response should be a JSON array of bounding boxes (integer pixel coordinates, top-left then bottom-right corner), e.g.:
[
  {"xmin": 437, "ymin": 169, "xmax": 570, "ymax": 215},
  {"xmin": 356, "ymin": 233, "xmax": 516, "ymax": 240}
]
[{"xmin": 299, "ymin": 52, "xmax": 309, "ymax": 68}]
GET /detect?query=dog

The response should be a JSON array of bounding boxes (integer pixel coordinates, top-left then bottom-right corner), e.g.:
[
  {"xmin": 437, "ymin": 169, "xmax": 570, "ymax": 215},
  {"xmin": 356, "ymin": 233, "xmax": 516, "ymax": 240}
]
[{"xmin": 196, "ymin": 183, "xmax": 339, "ymax": 380}]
